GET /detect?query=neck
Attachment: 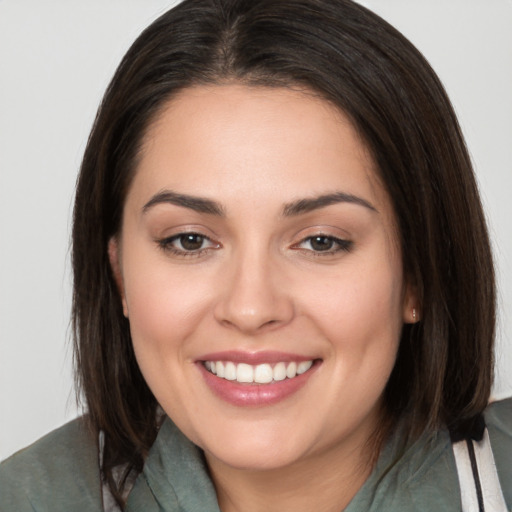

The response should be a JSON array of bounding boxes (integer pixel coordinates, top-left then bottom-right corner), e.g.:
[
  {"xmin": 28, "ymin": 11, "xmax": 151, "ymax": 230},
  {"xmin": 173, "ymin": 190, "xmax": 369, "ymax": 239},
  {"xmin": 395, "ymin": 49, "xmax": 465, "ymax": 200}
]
[{"xmin": 206, "ymin": 422, "xmax": 386, "ymax": 512}]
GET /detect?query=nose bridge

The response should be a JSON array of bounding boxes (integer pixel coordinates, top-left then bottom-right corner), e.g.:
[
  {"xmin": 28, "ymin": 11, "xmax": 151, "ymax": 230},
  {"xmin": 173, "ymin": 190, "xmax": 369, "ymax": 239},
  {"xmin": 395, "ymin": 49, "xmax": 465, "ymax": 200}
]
[{"xmin": 214, "ymin": 240, "xmax": 294, "ymax": 333}]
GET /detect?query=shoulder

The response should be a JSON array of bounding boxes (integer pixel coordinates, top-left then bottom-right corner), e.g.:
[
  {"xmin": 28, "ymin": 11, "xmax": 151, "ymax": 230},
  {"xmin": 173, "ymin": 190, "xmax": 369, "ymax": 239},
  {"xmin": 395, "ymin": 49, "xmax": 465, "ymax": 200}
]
[
  {"xmin": 485, "ymin": 396, "xmax": 512, "ymax": 507},
  {"xmin": 0, "ymin": 417, "xmax": 103, "ymax": 511},
  {"xmin": 486, "ymin": 395, "xmax": 512, "ymax": 428},
  {"xmin": 346, "ymin": 398, "xmax": 512, "ymax": 512}
]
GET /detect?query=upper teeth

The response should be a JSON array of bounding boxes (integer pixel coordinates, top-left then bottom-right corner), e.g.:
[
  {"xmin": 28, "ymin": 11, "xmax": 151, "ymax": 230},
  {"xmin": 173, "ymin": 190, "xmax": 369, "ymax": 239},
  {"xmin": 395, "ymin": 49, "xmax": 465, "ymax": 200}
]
[{"xmin": 204, "ymin": 360, "xmax": 313, "ymax": 384}]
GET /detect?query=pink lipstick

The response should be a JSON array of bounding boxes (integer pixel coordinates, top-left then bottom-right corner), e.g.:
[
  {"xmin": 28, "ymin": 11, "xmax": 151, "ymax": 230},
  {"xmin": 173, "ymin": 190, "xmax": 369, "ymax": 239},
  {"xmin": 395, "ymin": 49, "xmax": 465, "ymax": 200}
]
[{"xmin": 197, "ymin": 351, "xmax": 320, "ymax": 407}]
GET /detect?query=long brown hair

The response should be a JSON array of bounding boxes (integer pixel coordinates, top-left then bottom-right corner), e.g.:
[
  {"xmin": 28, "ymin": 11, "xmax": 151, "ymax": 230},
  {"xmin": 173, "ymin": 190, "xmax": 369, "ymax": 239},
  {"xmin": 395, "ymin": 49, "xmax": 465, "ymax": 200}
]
[{"xmin": 72, "ymin": 0, "xmax": 495, "ymax": 505}]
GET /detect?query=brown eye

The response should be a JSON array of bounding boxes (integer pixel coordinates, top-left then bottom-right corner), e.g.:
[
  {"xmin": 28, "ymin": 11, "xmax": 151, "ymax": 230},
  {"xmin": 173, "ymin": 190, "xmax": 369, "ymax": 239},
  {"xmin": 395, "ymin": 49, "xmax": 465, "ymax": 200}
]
[
  {"xmin": 179, "ymin": 234, "xmax": 205, "ymax": 251},
  {"xmin": 294, "ymin": 235, "xmax": 353, "ymax": 255},
  {"xmin": 158, "ymin": 232, "xmax": 218, "ymax": 255},
  {"xmin": 310, "ymin": 236, "xmax": 335, "ymax": 251}
]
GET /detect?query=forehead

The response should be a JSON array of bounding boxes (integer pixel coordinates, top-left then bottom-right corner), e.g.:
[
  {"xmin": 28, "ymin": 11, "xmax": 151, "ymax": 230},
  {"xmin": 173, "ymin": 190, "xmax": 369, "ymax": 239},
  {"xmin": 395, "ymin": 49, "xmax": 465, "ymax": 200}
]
[{"xmin": 129, "ymin": 84, "xmax": 390, "ymax": 217}]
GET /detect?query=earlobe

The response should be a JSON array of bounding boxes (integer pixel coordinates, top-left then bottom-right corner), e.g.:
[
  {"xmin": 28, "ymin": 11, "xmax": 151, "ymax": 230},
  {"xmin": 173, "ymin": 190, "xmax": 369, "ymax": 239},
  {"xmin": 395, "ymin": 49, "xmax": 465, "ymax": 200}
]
[
  {"xmin": 403, "ymin": 284, "xmax": 420, "ymax": 324},
  {"xmin": 403, "ymin": 305, "xmax": 420, "ymax": 324},
  {"xmin": 108, "ymin": 237, "xmax": 129, "ymax": 317}
]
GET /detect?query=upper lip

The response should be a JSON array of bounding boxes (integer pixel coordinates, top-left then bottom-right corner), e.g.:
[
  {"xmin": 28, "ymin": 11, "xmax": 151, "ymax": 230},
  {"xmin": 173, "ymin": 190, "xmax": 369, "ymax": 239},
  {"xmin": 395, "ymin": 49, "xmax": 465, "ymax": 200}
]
[{"xmin": 197, "ymin": 350, "xmax": 318, "ymax": 365}]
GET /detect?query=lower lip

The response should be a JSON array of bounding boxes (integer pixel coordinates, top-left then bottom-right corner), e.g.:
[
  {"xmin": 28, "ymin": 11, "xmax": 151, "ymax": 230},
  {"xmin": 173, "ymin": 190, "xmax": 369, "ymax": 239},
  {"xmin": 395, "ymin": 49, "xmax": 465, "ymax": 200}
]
[{"xmin": 197, "ymin": 361, "xmax": 320, "ymax": 407}]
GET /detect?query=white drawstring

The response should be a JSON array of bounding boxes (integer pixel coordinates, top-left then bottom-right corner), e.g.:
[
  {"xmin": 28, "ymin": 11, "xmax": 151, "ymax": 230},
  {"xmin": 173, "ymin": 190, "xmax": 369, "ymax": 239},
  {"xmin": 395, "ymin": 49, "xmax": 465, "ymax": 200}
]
[{"xmin": 452, "ymin": 428, "xmax": 508, "ymax": 512}]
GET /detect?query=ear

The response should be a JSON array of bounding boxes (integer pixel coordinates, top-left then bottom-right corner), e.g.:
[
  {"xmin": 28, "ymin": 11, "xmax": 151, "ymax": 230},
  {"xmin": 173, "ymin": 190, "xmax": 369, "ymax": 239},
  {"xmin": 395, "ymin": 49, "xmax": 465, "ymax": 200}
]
[
  {"xmin": 108, "ymin": 237, "xmax": 129, "ymax": 317},
  {"xmin": 402, "ymin": 282, "xmax": 420, "ymax": 324}
]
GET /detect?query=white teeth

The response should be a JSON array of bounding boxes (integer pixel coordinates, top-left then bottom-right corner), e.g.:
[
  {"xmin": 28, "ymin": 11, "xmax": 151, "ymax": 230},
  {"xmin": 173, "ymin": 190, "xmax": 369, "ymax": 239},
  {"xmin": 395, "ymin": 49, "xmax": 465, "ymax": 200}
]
[
  {"xmin": 224, "ymin": 362, "xmax": 237, "ymax": 380},
  {"xmin": 297, "ymin": 360, "xmax": 313, "ymax": 375},
  {"xmin": 204, "ymin": 359, "xmax": 314, "ymax": 384},
  {"xmin": 286, "ymin": 362, "xmax": 297, "ymax": 379},
  {"xmin": 273, "ymin": 362, "xmax": 287, "ymax": 381},
  {"xmin": 254, "ymin": 364, "xmax": 273, "ymax": 384},
  {"xmin": 237, "ymin": 363, "xmax": 254, "ymax": 383}
]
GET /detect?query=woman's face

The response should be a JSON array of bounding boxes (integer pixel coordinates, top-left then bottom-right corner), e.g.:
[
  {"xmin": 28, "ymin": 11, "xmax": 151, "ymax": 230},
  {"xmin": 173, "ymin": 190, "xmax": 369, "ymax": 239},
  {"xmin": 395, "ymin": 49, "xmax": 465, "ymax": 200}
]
[{"xmin": 111, "ymin": 84, "xmax": 415, "ymax": 471}]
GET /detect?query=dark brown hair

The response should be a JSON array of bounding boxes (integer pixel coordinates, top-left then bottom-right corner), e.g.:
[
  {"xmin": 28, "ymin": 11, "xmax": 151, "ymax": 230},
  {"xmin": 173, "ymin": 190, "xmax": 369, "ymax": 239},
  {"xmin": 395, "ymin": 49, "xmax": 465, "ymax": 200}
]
[{"xmin": 72, "ymin": 0, "xmax": 495, "ymax": 504}]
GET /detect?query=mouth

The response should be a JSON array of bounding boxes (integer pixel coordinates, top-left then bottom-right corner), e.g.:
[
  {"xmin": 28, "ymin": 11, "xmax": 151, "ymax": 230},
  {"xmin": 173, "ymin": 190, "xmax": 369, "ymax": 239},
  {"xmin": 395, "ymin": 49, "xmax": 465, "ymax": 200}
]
[
  {"xmin": 197, "ymin": 352, "xmax": 321, "ymax": 407},
  {"xmin": 203, "ymin": 360, "xmax": 314, "ymax": 384}
]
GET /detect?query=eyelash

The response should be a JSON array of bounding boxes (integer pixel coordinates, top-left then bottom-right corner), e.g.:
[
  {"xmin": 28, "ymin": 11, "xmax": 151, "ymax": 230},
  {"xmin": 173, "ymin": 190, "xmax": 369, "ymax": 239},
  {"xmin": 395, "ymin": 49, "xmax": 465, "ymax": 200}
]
[
  {"xmin": 293, "ymin": 235, "xmax": 353, "ymax": 256},
  {"xmin": 157, "ymin": 232, "xmax": 353, "ymax": 258},
  {"xmin": 157, "ymin": 232, "xmax": 218, "ymax": 257}
]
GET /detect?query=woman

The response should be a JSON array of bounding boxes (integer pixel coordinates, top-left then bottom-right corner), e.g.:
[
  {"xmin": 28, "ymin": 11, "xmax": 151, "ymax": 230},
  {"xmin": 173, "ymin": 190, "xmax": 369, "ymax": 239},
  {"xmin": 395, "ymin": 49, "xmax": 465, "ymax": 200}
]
[{"xmin": 1, "ymin": 0, "xmax": 510, "ymax": 511}]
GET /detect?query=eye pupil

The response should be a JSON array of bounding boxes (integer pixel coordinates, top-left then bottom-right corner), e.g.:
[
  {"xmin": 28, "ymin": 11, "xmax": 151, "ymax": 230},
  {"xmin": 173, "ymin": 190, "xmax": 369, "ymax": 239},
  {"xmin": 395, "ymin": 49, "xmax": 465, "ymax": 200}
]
[
  {"xmin": 310, "ymin": 236, "xmax": 334, "ymax": 251},
  {"xmin": 180, "ymin": 234, "xmax": 204, "ymax": 251}
]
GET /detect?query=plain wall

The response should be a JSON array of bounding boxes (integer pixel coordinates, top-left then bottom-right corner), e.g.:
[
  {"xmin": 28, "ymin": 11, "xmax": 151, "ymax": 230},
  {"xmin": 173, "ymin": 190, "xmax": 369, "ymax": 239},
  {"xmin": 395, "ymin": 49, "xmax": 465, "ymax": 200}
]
[{"xmin": 1, "ymin": 0, "xmax": 511, "ymax": 460}]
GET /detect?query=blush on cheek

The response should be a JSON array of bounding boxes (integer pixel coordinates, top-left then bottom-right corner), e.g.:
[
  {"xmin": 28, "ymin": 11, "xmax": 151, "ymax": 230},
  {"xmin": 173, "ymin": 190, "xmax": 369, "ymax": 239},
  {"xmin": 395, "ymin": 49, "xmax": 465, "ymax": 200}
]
[
  {"xmin": 125, "ymin": 277, "xmax": 219, "ymax": 388},
  {"xmin": 314, "ymin": 268, "xmax": 403, "ymax": 361}
]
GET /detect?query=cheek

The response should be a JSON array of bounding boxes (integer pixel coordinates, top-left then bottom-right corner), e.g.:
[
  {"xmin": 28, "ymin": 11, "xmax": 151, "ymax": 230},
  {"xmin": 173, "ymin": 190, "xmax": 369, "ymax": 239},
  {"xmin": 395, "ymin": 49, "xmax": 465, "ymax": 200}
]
[
  {"xmin": 298, "ymin": 251, "xmax": 404, "ymax": 370},
  {"xmin": 121, "ymin": 250, "xmax": 215, "ymax": 359},
  {"xmin": 306, "ymin": 262, "xmax": 402, "ymax": 331}
]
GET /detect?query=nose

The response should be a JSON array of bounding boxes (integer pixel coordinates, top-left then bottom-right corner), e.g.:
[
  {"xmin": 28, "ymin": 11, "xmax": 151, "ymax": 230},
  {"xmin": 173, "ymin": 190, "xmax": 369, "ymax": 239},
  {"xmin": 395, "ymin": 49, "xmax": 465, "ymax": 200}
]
[{"xmin": 213, "ymin": 249, "xmax": 295, "ymax": 334}]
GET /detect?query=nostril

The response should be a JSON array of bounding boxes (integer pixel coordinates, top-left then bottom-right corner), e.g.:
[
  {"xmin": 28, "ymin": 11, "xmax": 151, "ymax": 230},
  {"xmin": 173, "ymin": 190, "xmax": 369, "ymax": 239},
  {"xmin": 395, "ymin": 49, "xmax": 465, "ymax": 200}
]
[{"xmin": 213, "ymin": 264, "xmax": 295, "ymax": 332}]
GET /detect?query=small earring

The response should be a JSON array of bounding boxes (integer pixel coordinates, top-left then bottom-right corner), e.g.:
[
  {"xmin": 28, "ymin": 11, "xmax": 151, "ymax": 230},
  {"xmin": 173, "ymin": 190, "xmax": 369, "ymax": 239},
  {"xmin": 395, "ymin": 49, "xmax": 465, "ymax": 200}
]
[{"xmin": 412, "ymin": 308, "xmax": 417, "ymax": 322}]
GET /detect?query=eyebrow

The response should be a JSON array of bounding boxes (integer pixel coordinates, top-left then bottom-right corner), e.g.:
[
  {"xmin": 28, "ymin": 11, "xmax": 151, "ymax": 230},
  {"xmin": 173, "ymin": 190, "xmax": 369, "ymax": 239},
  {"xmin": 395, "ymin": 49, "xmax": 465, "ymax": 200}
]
[
  {"xmin": 142, "ymin": 189, "xmax": 377, "ymax": 217},
  {"xmin": 282, "ymin": 192, "xmax": 377, "ymax": 216},
  {"xmin": 142, "ymin": 190, "xmax": 225, "ymax": 216}
]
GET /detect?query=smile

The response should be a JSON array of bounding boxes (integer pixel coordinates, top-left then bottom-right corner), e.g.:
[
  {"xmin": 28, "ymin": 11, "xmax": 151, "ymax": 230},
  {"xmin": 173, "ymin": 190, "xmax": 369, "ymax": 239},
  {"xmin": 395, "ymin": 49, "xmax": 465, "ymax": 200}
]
[
  {"xmin": 198, "ymin": 352, "xmax": 320, "ymax": 406},
  {"xmin": 204, "ymin": 360, "xmax": 314, "ymax": 384}
]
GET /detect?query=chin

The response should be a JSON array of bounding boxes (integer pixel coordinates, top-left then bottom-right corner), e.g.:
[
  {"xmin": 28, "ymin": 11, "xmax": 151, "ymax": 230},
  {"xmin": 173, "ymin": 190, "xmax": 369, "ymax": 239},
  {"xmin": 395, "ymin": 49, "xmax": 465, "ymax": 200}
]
[{"xmin": 203, "ymin": 441, "xmax": 307, "ymax": 472}]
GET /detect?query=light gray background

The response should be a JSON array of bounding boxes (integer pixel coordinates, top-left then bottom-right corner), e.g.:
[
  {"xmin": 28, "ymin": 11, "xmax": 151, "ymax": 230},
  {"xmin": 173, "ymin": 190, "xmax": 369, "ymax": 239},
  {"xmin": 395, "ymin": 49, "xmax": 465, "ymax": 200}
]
[{"xmin": 1, "ymin": 0, "xmax": 511, "ymax": 460}]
